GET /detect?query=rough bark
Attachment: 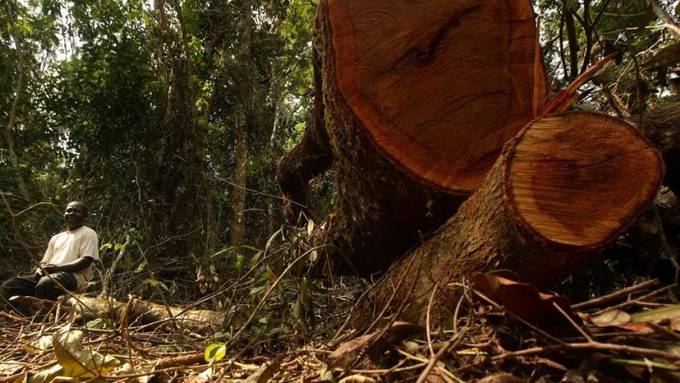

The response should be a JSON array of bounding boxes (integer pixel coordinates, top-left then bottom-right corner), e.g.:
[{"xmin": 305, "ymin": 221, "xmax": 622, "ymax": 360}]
[
  {"xmin": 639, "ymin": 102, "xmax": 680, "ymax": 196},
  {"xmin": 4, "ymin": 1, "xmax": 30, "ymax": 201},
  {"xmin": 230, "ymin": 0, "xmax": 254, "ymax": 248},
  {"xmin": 230, "ymin": 109, "xmax": 248, "ymax": 247},
  {"xmin": 278, "ymin": 0, "xmax": 546, "ymax": 276},
  {"xmin": 354, "ymin": 112, "xmax": 663, "ymax": 326},
  {"xmin": 649, "ymin": 0, "xmax": 680, "ymax": 37},
  {"xmin": 276, "ymin": 37, "xmax": 332, "ymax": 223}
]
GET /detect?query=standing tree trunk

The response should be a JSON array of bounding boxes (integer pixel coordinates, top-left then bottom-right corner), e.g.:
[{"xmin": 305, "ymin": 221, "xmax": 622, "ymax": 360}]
[
  {"xmin": 354, "ymin": 112, "xmax": 663, "ymax": 326},
  {"xmin": 4, "ymin": 0, "xmax": 30, "ymax": 201},
  {"xmin": 149, "ymin": 0, "xmax": 208, "ymax": 257},
  {"xmin": 230, "ymin": 110, "xmax": 248, "ymax": 247},
  {"xmin": 230, "ymin": 0, "xmax": 254, "ymax": 248},
  {"xmin": 278, "ymin": 0, "xmax": 548, "ymax": 275}
]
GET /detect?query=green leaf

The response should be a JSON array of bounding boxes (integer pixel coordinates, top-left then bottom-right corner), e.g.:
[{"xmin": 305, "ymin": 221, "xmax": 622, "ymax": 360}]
[
  {"xmin": 235, "ymin": 254, "xmax": 244, "ymax": 272},
  {"xmin": 135, "ymin": 258, "xmax": 147, "ymax": 273},
  {"xmin": 631, "ymin": 304, "xmax": 680, "ymax": 323},
  {"xmin": 204, "ymin": 343, "xmax": 227, "ymax": 363}
]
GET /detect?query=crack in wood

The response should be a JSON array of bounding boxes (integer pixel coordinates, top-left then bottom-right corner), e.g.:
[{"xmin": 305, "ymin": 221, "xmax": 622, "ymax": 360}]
[{"xmin": 382, "ymin": 4, "xmax": 482, "ymax": 74}]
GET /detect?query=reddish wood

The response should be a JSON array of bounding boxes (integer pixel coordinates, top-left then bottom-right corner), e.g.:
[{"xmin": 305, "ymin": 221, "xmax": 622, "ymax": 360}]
[
  {"xmin": 278, "ymin": 0, "xmax": 546, "ymax": 275},
  {"xmin": 354, "ymin": 112, "xmax": 663, "ymax": 325},
  {"xmin": 327, "ymin": 0, "xmax": 546, "ymax": 192},
  {"xmin": 507, "ymin": 112, "xmax": 663, "ymax": 248}
]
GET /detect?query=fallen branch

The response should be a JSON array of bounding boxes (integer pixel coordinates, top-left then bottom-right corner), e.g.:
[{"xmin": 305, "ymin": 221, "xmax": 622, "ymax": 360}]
[{"xmin": 571, "ymin": 279, "xmax": 660, "ymax": 310}]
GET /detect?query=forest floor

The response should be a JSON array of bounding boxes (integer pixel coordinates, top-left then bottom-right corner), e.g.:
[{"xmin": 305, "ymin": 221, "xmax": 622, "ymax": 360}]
[
  {"xmin": 3, "ymin": 195, "xmax": 680, "ymax": 382},
  {"xmin": 1, "ymin": 272, "xmax": 680, "ymax": 383}
]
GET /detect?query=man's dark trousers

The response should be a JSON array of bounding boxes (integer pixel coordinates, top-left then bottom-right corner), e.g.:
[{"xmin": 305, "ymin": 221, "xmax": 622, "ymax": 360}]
[{"xmin": 2, "ymin": 272, "xmax": 77, "ymax": 302}]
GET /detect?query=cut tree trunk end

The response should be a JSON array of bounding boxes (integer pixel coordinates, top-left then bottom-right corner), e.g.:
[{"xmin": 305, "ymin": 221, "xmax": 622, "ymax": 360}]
[
  {"xmin": 326, "ymin": 0, "xmax": 547, "ymax": 192},
  {"xmin": 354, "ymin": 112, "xmax": 664, "ymax": 326},
  {"xmin": 278, "ymin": 0, "xmax": 547, "ymax": 276}
]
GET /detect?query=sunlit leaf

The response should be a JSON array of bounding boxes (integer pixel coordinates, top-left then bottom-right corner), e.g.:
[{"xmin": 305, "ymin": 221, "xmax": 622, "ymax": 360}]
[
  {"xmin": 21, "ymin": 335, "xmax": 53, "ymax": 354},
  {"xmin": 135, "ymin": 258, "xmax": 148, "ymax": 273},
  {"xmin": 338, "ymin": 375, "xmax": 377, "ymax": 383},
  {"xmin": 53, "ymin": 328, "xmax": 119, "ymax": 378},
  {"xmin": 591, "ymin": 310, "xmax": 631, "ymax": 327},
  {"xmin": 0, "ymin": 362, "xmax": 23, "ymax": 377},
  {"xmin": 27, "ymin": 364, "xmax": 63, "ymax": 383},
  {"xmin": 204, "ymin": 344, "xmax": 227, "ymax": 363}
]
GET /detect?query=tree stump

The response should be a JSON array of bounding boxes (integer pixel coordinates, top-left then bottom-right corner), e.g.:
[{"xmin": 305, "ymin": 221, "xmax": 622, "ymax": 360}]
[{"xmin": 278, "ymin": 0, "xmax": 547, "ymax": 275}]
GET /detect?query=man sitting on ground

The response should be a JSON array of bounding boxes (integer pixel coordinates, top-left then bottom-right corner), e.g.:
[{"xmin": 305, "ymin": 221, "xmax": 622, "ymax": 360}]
[{"xmin": 1, "ymin": 201, "xmax": 99, "ymax": 304}]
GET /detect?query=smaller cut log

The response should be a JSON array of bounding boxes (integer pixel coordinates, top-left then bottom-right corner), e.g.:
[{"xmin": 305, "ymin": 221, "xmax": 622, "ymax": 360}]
[
  {"xmin": 10, "ymin": 295, "xmax": 226, "ymax": 333},
  {"xmin": 354, "ymin": 112, "xmax": 664, "ymax": 326},
  {"xmin": 66, "ymin": 296, "xmax": 225, "ymax": 332}
]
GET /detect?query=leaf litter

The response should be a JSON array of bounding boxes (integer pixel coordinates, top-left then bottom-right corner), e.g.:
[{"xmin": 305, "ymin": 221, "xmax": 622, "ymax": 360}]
[{"xmin": 2, "ymin": 223, "xmax": 680, "ymax": 383}]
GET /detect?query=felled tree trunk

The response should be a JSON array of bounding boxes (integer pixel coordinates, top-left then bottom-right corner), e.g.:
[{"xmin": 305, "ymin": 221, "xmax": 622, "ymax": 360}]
[
  {"xmin": 278, "ymin": 0, "xmax": 547, "ymax": 275},
  {"xmin": 639, "ymin": 102, "xmax": 680, "ymax": 196},
  {"xmin": 10, "ymin": 295, "xmax": 225, "ymax": 333},
  {"xmin": 353, "ymin": 112, "xmax": 663, "ymax": 325}
]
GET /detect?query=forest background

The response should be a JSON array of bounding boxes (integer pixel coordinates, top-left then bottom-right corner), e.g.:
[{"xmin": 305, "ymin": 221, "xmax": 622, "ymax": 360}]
[{"xmin": 2, "ymin": 0, "xmax": 680, "ymax": 316}]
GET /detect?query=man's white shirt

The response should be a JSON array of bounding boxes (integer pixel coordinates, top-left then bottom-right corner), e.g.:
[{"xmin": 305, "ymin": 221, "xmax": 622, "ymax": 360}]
[{"xmin": 40, "ymin": 226, "xmax": 99, "ymax": 289}]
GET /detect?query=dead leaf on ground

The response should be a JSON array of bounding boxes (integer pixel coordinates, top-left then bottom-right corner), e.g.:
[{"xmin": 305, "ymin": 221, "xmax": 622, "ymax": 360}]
[
  {"xmin": 338, "ymin": 375, "xmax": 376, "ymax": 383},
  {"xmin": 590, "ymin": 310, "xmax": 631, "ymax": 327},
  {"xmin": 316, "ymin": 364, "xmax": 334, "ymax": 382},
  {"xmin": 27, "ymin": 364, "xmax": 63, "ymax": 383},
  {"xmin": 589, "ymin": 305, "xmax": 680, "ymax": 334},
  {"xmin": 21, "ymin": 335, "xmax": 54, "ymax": 354},
  {"xmin": 631, "ymin": 304, "xmax": 680, "ymax": 324},
  {"xmin": 244, "ymin": 355, "xmax": 283, "ymax": 383},
  {"xmin": 0, "ymin": 362, "xmax": 23, "ymax": 377},
  {"xmin": 472, "ymin": 273, "xmax": 574, "ymax": 324},
  {"xmin": 53, "ymin": 327, "xmax": 120, "ymax": 378},
  {"xmin": 561, "ymin": 370, "xmax": 585, "ymax": 383},
  {"xmin": 328, "ymin": 322, "xmax": 423, "ymax": 370},
  {"xmin": 9, "ymin": 296, "xmax": 57, "ymax": 313},
  {"xmin": 476, "ymin": 373, "xmax": 525, "ymax": 383},
  {"xmin": 423, "ymin": 368, "xmax": 451, "ymax": 383},
  {"xmin": 328, "ymin": 333, "xmax": 375, "ymax": 370},
  {"xmin": 185, "ymin": 367, "xmax": 214, "ymax": 383}
]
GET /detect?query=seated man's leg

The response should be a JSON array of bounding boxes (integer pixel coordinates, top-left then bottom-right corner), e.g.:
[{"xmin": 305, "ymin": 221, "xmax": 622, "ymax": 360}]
[
  {"xmin": 35, "ymin": 272, "xmax": 77, "ymax": 301},
  {"xmin": 1, "ymin": 274, "xmax": 38, "ymax": 300},
  {"xmin": 2, "ymin": 274, "xmax": 39, "ymax": 315}
]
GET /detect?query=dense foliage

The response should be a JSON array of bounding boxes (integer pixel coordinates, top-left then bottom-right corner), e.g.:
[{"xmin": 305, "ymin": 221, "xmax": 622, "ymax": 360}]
[{"xmin": 1, "ymin": 0, "xmax": 317, "ymax": 291}]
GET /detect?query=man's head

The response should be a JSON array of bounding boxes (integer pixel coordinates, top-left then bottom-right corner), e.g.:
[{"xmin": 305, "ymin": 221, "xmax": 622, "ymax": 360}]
[{"xmin": 64, "ymin": 201, "xmax": 88, "ymax": 231}]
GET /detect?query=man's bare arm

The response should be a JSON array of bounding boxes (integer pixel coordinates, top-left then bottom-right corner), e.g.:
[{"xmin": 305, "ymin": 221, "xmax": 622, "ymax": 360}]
[{"xmin": 41, "ymin": 256, "xmax": 94, "ymax": 274}]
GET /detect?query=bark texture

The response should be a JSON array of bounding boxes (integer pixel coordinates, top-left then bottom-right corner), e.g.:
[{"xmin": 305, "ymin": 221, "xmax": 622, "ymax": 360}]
[
  {"xmin": 276, "ymin": 38, "xmax": 332, "ymax": 223},
  {"xmin": 230, "ymin": 0, "xmax": 254, "ymax": 247},
  {"xmin": 639, "ymin": 102, "xmax": 680, "ymax": 196},
  {"xmin": 354, "ymin": 112, "xmax": 663, "ymax": 326}
]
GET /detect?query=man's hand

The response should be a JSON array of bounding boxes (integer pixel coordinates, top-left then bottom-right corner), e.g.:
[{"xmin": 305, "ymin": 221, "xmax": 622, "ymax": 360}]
[
  {"xmin": 43, "ymin": 264, "xmax": 61, "ymax": 274},
  {"xmin": 35, "ymin": 264, "xmax": 61, "ymax": 277}
]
